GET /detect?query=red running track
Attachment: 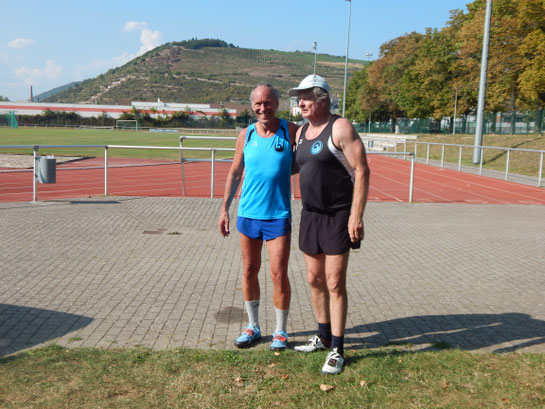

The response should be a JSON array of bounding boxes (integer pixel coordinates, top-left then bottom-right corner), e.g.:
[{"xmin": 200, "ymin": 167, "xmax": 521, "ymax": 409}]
[{"xmin": 1, "ymin": 156, "xmax": 544, "ymax": 204}]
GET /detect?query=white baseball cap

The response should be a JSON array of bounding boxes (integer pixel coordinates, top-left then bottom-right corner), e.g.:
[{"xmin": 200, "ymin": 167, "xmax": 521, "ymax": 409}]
[{"xmin": 288, "ymin": 74, "xmax": 330, "ymax": 97}]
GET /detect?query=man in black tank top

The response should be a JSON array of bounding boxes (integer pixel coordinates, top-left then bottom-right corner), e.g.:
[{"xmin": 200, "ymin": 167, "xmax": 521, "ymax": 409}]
[{"xmin": 289, "ymin": 75, "xmax": 370, "ymax": 374}]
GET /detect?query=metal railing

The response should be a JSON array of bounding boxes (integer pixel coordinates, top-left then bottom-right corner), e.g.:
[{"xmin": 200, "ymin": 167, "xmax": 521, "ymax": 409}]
[
  {"xmin": 361, "ymin": 137, "xmax": 544, "ymax": 187},
  {"xmin": 180, "ymin": 135, "xmax": 416, "ymax": 202},
  {"xmin": 1, "ymin": 139, "xmax": 416, "ymax": 203}
]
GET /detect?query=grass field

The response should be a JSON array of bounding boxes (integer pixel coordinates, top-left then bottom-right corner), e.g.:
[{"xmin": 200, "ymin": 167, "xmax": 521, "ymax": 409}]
[
  {"xmin": 0, "ymin": 127, "xmax": 238, "ymax": 161},
  {"xmin": 393, "ymin": 133, "xmax": 545, "ymax": 179},
  {"xmin": 1, "ymin": 127, "xmax": 544, "ymax": 178},
  {"xmin": 1, "ymin": 344, "xmax": 544, "ymax": 408}
]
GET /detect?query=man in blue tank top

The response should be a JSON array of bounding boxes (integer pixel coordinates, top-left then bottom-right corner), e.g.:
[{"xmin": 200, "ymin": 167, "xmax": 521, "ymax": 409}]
[
  {"xmin": 289, "ymin": 75, "xmax": 371, "ymax": 374},
  {"xmin": 218, "ymin": 84, "xmax": 299, "ymax": 351}
]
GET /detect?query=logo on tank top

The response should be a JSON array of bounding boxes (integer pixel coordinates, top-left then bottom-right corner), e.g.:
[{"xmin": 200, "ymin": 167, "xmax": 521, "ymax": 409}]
[{"xmin": 311, "ymin": 141, "xmax": 323, "ymax": 155}]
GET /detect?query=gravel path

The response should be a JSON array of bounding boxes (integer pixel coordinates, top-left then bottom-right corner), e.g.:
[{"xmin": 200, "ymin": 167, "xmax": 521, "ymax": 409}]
[{"xmin": 0, "ymin": 154, "xmax": 82, "ymax": 168}]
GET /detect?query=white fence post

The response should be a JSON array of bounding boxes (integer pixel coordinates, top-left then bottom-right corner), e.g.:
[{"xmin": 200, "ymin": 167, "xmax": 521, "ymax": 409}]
[
  {"xmin": 32, "ymin": 146, "xmax": 38, "ymax": 202},
  {"xmin": 211, "ymin": 149, "xmax": 216, "ymax": 198},
  {"xmin": 539, "ymin": 152, "xmax": 543, "ymax": 187},
  {"xmin": 409, "ymin": 154, "xmax": 415, "ymax": 203},
  {"xmin": 104, "ymin": 146, "xmax": 108, "ymax": 196},
  {"xmin": 179, "ymin": 136, "xmax": 186, "ymax": 196}
]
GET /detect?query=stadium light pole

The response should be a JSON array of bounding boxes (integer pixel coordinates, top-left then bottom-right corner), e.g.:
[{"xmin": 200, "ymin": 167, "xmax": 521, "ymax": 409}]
[
  {"xmin": 473, "ymin": 0, "xmax": 492, "ymax": 163},
  {"xmin": 365, "ymin": 53, "xmax": 373, "ymax": 133},
  {"xmin": 313, "ymin": 42, "xmax": 317, "ymax": 75},
  {"xmin": 453, "ymin": 86, "xmax": 458, "ymax": 135},
  {"xmin": 342, "ymin": 0, "xmax": 352, "ymax": 118}
]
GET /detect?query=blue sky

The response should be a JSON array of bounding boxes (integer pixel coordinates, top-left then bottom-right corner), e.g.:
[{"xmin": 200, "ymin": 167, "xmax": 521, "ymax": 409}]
[{"xmin": 1, "ymin": 0, "xmax": 470, "ymax": 102}]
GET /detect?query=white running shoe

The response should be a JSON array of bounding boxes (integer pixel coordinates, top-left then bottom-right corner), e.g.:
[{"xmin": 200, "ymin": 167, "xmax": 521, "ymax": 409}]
[
  {"xmin": 294, "ymin": 335, "xmax": 328, "ymax": 353},
  {"xmin": 321, "ymin": 348, "xmax": 344, "ymax": 375}
]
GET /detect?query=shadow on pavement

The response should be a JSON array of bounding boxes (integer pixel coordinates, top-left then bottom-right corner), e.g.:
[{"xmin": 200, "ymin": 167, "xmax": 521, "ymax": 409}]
[
  {"xmin": 0, "ymin": 304, "xmax": 93, "ymax": 357},
  {"xmin": 342, "ymin": 312, "xmax": 545, "ymax": 353}
]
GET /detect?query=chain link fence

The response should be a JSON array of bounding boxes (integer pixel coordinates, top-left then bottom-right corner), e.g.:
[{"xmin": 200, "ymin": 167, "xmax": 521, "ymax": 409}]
[{"xmin": 355, "ymin": 110, "xmax": 545, "ymax": 135}]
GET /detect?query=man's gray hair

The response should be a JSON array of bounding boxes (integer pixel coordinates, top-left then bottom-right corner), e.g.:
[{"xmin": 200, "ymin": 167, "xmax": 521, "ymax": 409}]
[
  {"xmin": 250, "ymin": 84, "xmax": 280, "ymax": 102},
  {"xmin": 313, "ymin": 87, "xmax": 331, "ymax": 109}
]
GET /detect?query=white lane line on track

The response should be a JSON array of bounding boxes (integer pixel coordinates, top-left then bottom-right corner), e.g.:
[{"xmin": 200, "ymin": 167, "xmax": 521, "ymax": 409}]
[
  {"xmin": 370, "ymin": 171, "xmax": 453, "ymax": 203},
  {"xmin": 370, "ymin": 158, "xmax": 515, "ymax": 204},
  {"xmin": 371, "ymin": 156, "xmax": 545, "ymax": 204}
]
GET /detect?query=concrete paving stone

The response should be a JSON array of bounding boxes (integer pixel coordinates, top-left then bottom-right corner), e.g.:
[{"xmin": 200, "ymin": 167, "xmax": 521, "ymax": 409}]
[{"xmin": 1, "ymin": 197, "xmax": 544, "ymax": 356}]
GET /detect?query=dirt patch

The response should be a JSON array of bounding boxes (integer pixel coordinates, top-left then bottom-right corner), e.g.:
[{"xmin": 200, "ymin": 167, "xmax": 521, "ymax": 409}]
[{"xmin": 0, "ymin": 154, "xmax": 83, "ymax": 169}]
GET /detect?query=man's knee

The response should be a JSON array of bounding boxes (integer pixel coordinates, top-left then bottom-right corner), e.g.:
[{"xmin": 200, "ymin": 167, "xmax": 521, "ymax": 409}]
[
  {"xmin": 307, "ymin": 270, "xmax": 327, "ymax": 288},
  {"xmin": 270, "ymin": 267, "xmax": 289, "ymax": 285},
  {"xmin": 326, "ymin": 275, "xmax": 346, "ymax": 294},
  {"xmin": 242, "ymin": 262, "xmax": 260, "ymax": 278}
]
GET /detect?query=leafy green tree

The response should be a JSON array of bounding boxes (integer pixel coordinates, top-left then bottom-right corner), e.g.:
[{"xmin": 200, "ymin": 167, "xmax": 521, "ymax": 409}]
[
  {"xmin": 218, "ymin": 108, "xmax": 234, "ymax": 128},
  {"xmin": 366, "ymin": 32, "xmax": 424, "ymax": 128},
  {"xmin": 236, "ymin": 109, "xmax": 253, "ymax": 126},
  {"xmin": 517, "ymin": 0, "xmax": 545, "ymax": 109},
  {"xmin": 397, "ymin": 27, "xmax": 458, "ymax": 119},
  {"xmin": 345, "ymin": 69, "xmax": 369, "ymax": 123}
]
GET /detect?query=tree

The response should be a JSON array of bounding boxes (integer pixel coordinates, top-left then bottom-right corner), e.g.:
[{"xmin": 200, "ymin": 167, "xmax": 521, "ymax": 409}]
[
  {"xmin": 218, "ymin": 108, "xmax": 234, "ymax": 128},
  {"xmin": 397, "ymin": 28, "xmax": 458, "ymax": 119},
  {"xmin": 366, "ymin": 32, "xmax": 424, "ymax": 129},
  {"xmin": 236, "ymin": 109, "xmax": 252, "ymax": 126},
  {"xmin": 345, "ymin": 68, "xmax": 369, "ymax": 123},
  {"xmin": 517, "ymin": 0, "xmax": 545, "ymax": 109}
]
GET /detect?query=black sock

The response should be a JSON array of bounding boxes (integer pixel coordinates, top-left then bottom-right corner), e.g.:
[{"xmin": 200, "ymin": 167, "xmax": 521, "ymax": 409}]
[
  {"xmin": 318, "ymin": 323, "xmax": 332, "ymax": 347},
  {"xmin": 331, "ymin": 335, "xmax": 344, "ymax": 356}
]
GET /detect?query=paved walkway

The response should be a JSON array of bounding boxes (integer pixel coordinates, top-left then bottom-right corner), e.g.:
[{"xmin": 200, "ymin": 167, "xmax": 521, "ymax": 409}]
[{"xmin": 1, "ymin": 197, "xmax": 544, "ymax": 356}]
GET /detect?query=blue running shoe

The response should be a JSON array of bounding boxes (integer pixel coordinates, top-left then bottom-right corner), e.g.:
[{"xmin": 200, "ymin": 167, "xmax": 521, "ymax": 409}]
[
  {"xmin": 269, "ymin": 330, "xmax": 288, "ymax": 351},
  {"xmin": 234, "ymin": 325, "xmax": 261, "ymax": 348}
]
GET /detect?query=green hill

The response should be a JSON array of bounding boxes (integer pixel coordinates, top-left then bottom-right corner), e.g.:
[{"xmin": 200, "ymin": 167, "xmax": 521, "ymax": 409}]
[
  {"xmin": 34, "ymin": 81, "xmax": 80, "ymax": 102},
  {"xmin": 44, "ymin": 39, "xmax": 367, "ymax": 108}
]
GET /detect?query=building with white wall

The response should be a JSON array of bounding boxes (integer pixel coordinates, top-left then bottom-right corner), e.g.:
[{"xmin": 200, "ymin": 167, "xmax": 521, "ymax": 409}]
[{"xmin": 0, "ymin": 100, "xmax": 237, "ymax": 119}]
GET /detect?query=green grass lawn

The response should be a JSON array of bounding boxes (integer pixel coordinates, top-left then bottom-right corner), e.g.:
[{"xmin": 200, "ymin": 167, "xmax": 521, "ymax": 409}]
[
  {"xmin": 394, "ymin": 133, "xmax": 545, "ymax": 179},
  {"xmin": 0, "ymin": 127, "xmax": 238, "ymax": 160},
  {"xmin": 1, "ymin": 345, "xmax": 543, "ymax": 408}
]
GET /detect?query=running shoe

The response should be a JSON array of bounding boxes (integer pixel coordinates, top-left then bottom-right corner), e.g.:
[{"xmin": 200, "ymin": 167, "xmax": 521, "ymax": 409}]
[
  {"xmin": 293, "ymin": 335, "xmax": 328, "ymax": 352},
  {"xmin": 270, "ymin": 330, "xmax": 288, "ymax": 351},
  {"xmin": 321, "ymin": 348, "xmax": 344, "ymax": 375},
  {"xmin": 234, "ymin": 325, "xmax": 261, "ymax": 348}
]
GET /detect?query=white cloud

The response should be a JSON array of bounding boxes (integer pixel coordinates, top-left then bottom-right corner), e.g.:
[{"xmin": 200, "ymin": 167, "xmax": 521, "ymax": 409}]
[
  {"xmin": 69, "ymin": 22, "xmax": 162, "ymax": 83},
  {"xmin": 13, "ymin": 60, "xmax": 62, "ymax": 85},
  {"xmin": 8, "ymin": 38, "xmax": 35, "ymax": 49},
  {"xmin": 124, "ymin": 21, "xmax": 147, "ymax": 32},
  {"xmin": 123, "ymin": 22, "xmax": 162, "ymax": 56},
  {"xmin": 138, "ymin": 29, "xmax": 162, "ymax": 55}
]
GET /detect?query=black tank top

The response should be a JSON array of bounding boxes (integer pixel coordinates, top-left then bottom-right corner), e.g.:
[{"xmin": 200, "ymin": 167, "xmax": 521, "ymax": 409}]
[{"xmin": 295, "ymin": 115, "xmax": 354, "ymax": 213}]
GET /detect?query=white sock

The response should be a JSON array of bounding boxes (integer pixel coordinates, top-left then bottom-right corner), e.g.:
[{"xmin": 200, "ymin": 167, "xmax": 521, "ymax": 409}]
[
  {"xmin": 275, "ymin": 307, "xmax": 289, "ymax": 333},
  {"xmin": 245, "ymin": 300, "xmax": 260, "ymax": 328}
]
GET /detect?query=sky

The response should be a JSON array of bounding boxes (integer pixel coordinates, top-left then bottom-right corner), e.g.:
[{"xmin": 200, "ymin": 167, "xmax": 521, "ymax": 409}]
[{"xmin": 1, "ymin": 0, "xmax": 470, "ymax": 102}]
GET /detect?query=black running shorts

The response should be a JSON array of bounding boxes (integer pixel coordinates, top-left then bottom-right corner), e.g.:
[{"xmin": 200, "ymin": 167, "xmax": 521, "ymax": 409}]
[{"xmin": 299, "ymin": 208, "xmax": 361, "ymax": 255}]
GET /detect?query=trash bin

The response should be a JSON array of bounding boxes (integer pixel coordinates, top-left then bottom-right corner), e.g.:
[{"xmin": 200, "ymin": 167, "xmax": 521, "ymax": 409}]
[{"xmin": 37, "ymin": 155, "xmax": 56, "ymax": 184}]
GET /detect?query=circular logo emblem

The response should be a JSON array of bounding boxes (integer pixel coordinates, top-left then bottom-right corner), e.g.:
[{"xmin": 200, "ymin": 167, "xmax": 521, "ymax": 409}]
[{"xmin": 311, "ymin": 141, "xmax": 323, "ymax": 155}]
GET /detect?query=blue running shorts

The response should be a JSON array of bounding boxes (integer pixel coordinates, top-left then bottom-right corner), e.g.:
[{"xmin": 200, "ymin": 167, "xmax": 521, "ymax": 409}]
[{"xmin": 237, "ymin": 217, "xmax": 291, "ymax": 240}]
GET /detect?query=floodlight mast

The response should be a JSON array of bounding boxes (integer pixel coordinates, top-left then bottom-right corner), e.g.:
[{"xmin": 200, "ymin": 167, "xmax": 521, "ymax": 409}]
[
  {"xmin": 313, "ymin": 42, "xmax": 317, "ymax": 75},
  {"xmin": 342, "ymin": 0, "xmax": 351, "ymax": 118},
  {"xmin": 473, "ymin": 0, "xmax": 493, "ymax": 163}
]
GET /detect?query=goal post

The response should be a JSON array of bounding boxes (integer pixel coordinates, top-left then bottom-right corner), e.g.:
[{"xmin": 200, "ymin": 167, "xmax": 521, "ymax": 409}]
[
  {"xmin": 116, "ymin": 119, "xmax": 139, "ymax": 130},
  {"xmin": 0, "ymin": 112, "xmax": 18, "ymax": 128}
]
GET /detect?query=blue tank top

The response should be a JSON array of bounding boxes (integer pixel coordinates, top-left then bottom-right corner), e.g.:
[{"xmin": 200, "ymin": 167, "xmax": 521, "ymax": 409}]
[{"xmin": 238, "ymin": 119, "xmax": 292, "ymax": 220}]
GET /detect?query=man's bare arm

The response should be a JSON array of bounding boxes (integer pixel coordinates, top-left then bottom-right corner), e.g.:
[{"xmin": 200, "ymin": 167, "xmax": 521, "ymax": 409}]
[
  {"xmin": 218, "ymin": 128, "xmax": 246, "ymax": 237},
  {"xmin": 333, "ymin": 118, "xmax": 370, "ymax": 242}
]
